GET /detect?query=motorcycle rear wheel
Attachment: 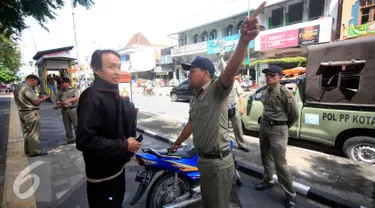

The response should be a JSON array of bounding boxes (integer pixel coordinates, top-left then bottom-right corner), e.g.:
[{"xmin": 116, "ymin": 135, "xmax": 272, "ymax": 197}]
[{"xmin": 146, "ymin": 172, "xmax": 190, "ymax": 208}]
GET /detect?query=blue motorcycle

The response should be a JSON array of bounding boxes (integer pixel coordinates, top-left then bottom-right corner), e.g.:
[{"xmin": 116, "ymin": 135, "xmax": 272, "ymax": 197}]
[{"xmin": 129, "ymin": 137, "xmax": 242, "ymax": 208}]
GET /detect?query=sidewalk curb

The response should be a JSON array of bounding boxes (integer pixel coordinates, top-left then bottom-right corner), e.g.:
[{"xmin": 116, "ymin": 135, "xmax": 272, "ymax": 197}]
[{"xmin": 136, "ymin": 124, "xmax": 368, "ymax": 208}]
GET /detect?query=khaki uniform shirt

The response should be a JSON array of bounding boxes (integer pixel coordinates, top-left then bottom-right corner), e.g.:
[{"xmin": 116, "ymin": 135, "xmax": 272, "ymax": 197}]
[
  {"xmin": 56, "ymin": 87, "xmax": 80, "ymax": 107},
  {"xmin": 228, "ymin": 80, "xmax": 244, "ymax": 105},
  {"xmin": 14, "ymin": 83, "xmax": 39, "ymax": 111},
  {"xmin": 189, "ymin": 77, "xmax": 233, "ymax": 154},
  {"xmin": 261, "ymin": 83, "xmax": 298, "ymax": 126}
]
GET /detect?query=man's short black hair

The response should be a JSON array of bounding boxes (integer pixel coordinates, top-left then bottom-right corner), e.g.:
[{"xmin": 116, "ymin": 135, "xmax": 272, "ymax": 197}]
[
  {"xmin": 90, "ymin": 49, "xmax": 121, "ymax": 71},
  {"xmin": 61, "ymin": 77, "xmax": 70, "ymax": 83},
  {"xmin": 26, "ymin": 74, "xmax": 40, "ymax": 85}
]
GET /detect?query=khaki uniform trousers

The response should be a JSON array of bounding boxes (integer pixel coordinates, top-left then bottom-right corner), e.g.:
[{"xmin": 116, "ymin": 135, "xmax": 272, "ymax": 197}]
[
  {"xmin": 19, "ymin": 110, "xmax": 41, "ymax": 155},
  {"xmin": 198, "ymin": 154, "xmax": 235, "ymax": 208},
  {"xmin": 61, "ymin": 107, "xmax": 78, "ymax": 143},
  {"xmin": 230, "ymin": 108, "xmax": 246, "ymax": 148},
  {"xmin": 259, "ymin": 122, "xmax": 296, "ymax": 200}
]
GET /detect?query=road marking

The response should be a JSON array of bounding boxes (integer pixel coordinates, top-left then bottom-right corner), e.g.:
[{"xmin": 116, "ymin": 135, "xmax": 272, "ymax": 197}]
[
  {"xmin": 2, "ymin": 96, "xmax": 37, "ymax": 208},
  {"xmin": 290, "ymin": 146, "xmax": 330, "ymax": 157},
  {"xmin": 144, "ymin": 130, "xmax": 157, "ymax": 137}
]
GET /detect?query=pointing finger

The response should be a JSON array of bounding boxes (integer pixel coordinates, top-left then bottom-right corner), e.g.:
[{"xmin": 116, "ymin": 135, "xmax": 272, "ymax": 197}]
[{"xmin": 251, "ymin": 1, "xmax": 267, "ymax": 18}]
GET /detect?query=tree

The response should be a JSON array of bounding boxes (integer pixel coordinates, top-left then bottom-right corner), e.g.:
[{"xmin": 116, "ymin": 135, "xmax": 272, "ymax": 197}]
[
  {"xmin": 0, "ymin": 34, "xmax": 21, "ymax": 83},
  {"xmin": 0, "ymin": 0, "xmax": 95, "ymax": 37}
]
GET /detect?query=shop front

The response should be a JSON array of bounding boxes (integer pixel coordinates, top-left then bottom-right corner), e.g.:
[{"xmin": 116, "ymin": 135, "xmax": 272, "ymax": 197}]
[{"xmin": 252, "ymin": 17, "xmax": 333, "ymax": 85}]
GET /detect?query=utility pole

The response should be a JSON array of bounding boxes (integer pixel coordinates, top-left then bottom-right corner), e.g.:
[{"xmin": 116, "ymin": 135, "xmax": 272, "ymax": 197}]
[{"xmin": 71, "ymin": 0, "xmax": 81, "ymax": 90}]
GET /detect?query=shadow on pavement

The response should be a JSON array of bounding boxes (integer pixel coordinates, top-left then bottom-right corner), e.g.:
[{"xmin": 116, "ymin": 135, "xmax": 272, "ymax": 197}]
[
  {"xmin": 137, "ymin": 113, "xmax": 183, "ymax": 138},
  {"xmin": 294, "ymin": 154, "xmax": 375, "ymax": 204},
  {"xmin": 39, "ymin": 103, "xmax": 67, "ymax": 152}
]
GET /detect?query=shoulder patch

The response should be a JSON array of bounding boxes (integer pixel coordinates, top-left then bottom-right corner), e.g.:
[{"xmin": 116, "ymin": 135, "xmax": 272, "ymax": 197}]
[{"xmin": 287, "ymin": 97, "xmax": 293, "ymax": 103}]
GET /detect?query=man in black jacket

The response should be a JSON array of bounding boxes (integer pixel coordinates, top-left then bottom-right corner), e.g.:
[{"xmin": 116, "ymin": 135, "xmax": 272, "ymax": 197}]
[{"xmin": 76, "ymin": 49, "xmax": 141, "ymax": 208}]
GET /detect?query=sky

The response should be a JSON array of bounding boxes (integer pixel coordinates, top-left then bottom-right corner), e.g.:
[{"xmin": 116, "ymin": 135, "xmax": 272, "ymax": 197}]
[{"xmin": 18, "ymin": 0, "xmax": 262, "ymax": 75}]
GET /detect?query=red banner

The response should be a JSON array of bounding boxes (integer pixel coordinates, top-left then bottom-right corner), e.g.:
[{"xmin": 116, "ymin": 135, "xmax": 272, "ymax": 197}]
[
  {"xmin": 259, "ymin": 25, "xmax": 321, "ymax": 50},
  {"xmin": 260, "ymin": 29, "xmax": 299, "ymax": 50}
]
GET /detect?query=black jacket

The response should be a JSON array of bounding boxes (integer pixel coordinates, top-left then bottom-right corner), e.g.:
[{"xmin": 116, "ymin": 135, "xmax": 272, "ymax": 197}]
[{"xmin": 76, "ymin": 77, "xmax": 135, "ymax": 179}]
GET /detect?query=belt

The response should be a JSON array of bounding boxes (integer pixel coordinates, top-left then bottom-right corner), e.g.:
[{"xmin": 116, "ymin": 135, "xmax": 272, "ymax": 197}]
[
  {"xmin": 262, "ymin": 119, "xmax": 287, "ymax": 126},
  {"xmin": 19, "ymin": 109, "xmax": 39, "ymax": 112},
  {"xmin": 63, "ymin": 106, "xmax": 77, "ymax": 110},
  {"xmin": 198, "ymin": 150, "xmax": 231, "ymax": 159}
]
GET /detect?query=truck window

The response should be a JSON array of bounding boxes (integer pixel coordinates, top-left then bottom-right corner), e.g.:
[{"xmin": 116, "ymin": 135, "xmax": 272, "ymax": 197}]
[
  {"xmin": 319, "ymin": 60, "xmax": 365, "ymax": 92},
  {"xmin": 254, "ymin": 91, "xmax": 263, "ymax": 100}
]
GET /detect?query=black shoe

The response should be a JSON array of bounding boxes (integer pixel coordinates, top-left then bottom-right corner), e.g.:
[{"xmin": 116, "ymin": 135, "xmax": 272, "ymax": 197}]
[
  {"xmin": 285, "ymin": 198, "xmax": 296, "ymax": 208},
  {"xmin": 239, "ymin": 146, "xmax": 250, "ymax": 152},
  {"xmin": 66, "ymin": 140, "xmax": 75, "ymax": 145},
  {"xmin": 255, "ymin": 182, "xmax": 274, "ymax": 191},
  {"xmin": 28, "ymin": 149, "xmax": 48, "ymax": 157}
]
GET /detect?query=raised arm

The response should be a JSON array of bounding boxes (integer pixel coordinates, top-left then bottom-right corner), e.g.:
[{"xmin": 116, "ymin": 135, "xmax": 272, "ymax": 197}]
[{"xmin": 221, "ymin": 1, "xmax": 266, "ymax": 88}]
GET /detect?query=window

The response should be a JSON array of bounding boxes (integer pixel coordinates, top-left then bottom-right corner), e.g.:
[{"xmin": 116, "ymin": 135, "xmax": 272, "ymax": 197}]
[
  {"xmin": 288, "ymin": 2, "xmax": 303, "ymax": 24},
  {"xmin": 321, "ymin": 66, "xmax": 340, "ymax": 88},
  {"xmin": 339, "ymin": 64, "xmax": 364, "ymax": 91},
  {"xmin": 320, "ymin": 63, "xmax": 365, "ymax": 92},
  {"xmin": 309, "ymin": 0, "xmax": 325, "ymax": 20},
  {"xmin": 360, "ymin": 0, "xmax": 375, "ymax": 24},
  {"xmin": 254, "ymin": 91, "xmax": 263, "ymax": 100},
  {"xmin": 209, "ymin": 29, "xmax": 217, "ymax": 40},
  {"xmin": 201, "ymin": 31, "xmax": 208, "ymax": 42},
  {"xmin": 226, "ymin": 25, "xmax": 233, "ymax": 36},
  {"xmin": 193, "ymin": 34, "xmax": 199, "ymax": 43},
  {"xmin": 235, "ymin": 21, "xmax": 243, "ymax": 35},
  {"xmin": 271, "ymin": 8, "xmax": 284, "ymax": 28}
]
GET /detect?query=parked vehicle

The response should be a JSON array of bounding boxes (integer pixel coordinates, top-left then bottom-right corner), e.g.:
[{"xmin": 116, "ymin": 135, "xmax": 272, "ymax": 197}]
[
  {"xmin": 169, "ymin": 80, "xmax": 194, "ymax": 102},
  {"xmin": 129, "ymin": 139, "xmax": 242, "ymax": 208},
  {"xmin": 241, "ymin": 36, "xmax": 375, "ymax": 164}
]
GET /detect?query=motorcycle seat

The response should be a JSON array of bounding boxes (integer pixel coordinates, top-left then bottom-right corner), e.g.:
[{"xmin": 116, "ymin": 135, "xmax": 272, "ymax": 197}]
[{"xmin": 156, "ymin": 146, "xmax": 197, "ymax": 159}]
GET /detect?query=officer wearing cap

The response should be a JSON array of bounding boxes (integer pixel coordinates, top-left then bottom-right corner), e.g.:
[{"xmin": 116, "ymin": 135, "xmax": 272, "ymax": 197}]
[
  {"xmin": 255, "ymin": 65, "xmax": 298, "ymax": 208},
  {"xmin": 14, "ymin": 74, "xmax": 49, "ymax": 157},
  {"xmin": 170, "ymin": 14, "xmax": 261, "ymax": 207},
  {"xmin": 56, "ymin": 77, "xmax": 80, "ymax": 144}
]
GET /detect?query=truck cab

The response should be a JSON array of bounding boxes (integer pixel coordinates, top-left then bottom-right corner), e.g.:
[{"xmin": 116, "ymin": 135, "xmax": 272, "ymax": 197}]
[{"xmin": 241, "ymin": 36, "xmax": 375, "ymax": 164}]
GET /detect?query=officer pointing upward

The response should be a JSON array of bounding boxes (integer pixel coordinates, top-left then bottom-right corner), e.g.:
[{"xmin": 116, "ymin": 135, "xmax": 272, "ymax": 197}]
[
  {"xmin": 170, "ymin": 2, "xmax": 265, "ymax": 206},
  {"xmin": 255, "ymin": 65, "xmax": 299, "ymax": 208}
]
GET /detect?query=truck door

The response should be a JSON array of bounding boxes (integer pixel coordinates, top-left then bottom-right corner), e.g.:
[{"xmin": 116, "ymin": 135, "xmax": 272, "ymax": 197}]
[{"xmin": 245, "ymin": 90, "xmax": 264, "ymax": 131}]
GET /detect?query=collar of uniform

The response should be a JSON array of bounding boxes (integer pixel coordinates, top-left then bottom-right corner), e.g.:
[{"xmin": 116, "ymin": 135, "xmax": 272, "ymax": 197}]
[
  {"xmin": 92, "ymin": 76, "xmax": 118, "ymax": 90},
  {"xmin": 197, "ymin": 78, "xmax": 214, "ymax": 95},
  {"xmin": 267, "ymin": 82, "xmax": 281, "ymax": 92}
]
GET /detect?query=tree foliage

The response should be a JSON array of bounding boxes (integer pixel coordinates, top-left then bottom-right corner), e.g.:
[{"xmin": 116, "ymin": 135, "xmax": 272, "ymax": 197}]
[
  {"xmin": 0, "ymin": 0, "xmax": 95, "ymax": 37},
  {"xmin": 0, "ymin": 34, "xmax": 21, "ymax": 83}
]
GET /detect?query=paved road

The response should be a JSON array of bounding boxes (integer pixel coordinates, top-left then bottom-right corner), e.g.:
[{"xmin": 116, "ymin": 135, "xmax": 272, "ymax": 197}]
[
  {"xmin": 132, "ymin": 93, "xmax": 346, "ymax": 157},
  {"xmin": 132, "ymin": 94, "xmax": 189, "ymax": 121},
  {"xmin": 0, "ymin": 95, "xmax": 10, "ymax": 205},
  {"xmin": 57, "ymin": 133, "xmax": 327, "ymax": 208}
]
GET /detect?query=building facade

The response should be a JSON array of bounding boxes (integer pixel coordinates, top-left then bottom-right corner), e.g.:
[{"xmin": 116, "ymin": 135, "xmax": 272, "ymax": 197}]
[
  {"xmin": 117, "ymin": 33, "xmax": 167, "ymax": 81},
  {"xmin": 169, "ymin": 0, "xmax": 340, "ymax": 83},
  {"xmin": 340, "ymin": 0, "xmax": 375, "ymax": 40}
]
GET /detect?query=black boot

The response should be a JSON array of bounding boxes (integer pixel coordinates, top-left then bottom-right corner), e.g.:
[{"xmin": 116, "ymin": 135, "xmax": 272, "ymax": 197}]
[{"xmin": 255, "ymin": 182, "xmax": 274, "ymax": 191}]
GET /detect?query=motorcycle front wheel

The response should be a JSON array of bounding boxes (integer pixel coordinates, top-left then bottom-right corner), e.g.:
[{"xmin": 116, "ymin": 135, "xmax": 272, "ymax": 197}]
[{"xmin": 146, "ymin": 172, "xmax": 190, "ymax": 208}]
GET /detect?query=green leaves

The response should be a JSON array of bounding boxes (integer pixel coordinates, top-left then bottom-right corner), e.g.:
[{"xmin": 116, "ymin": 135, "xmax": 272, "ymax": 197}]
[
  {"xmin": 250, "ymin": 57, "xmax": 307, "ymax": 67},
  {"xmin": 0, "ymin": 0, "xmax": 95, "ymax": 37},
  {"xmin": 0, "ymin": 34, "xmax": 21, "ymax": 83}
]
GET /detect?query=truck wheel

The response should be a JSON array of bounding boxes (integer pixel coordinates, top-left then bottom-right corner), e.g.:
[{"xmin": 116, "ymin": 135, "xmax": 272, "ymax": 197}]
[{"xmin": 343, "ymin": 136, "xmax": 375, "ymax": 164}]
